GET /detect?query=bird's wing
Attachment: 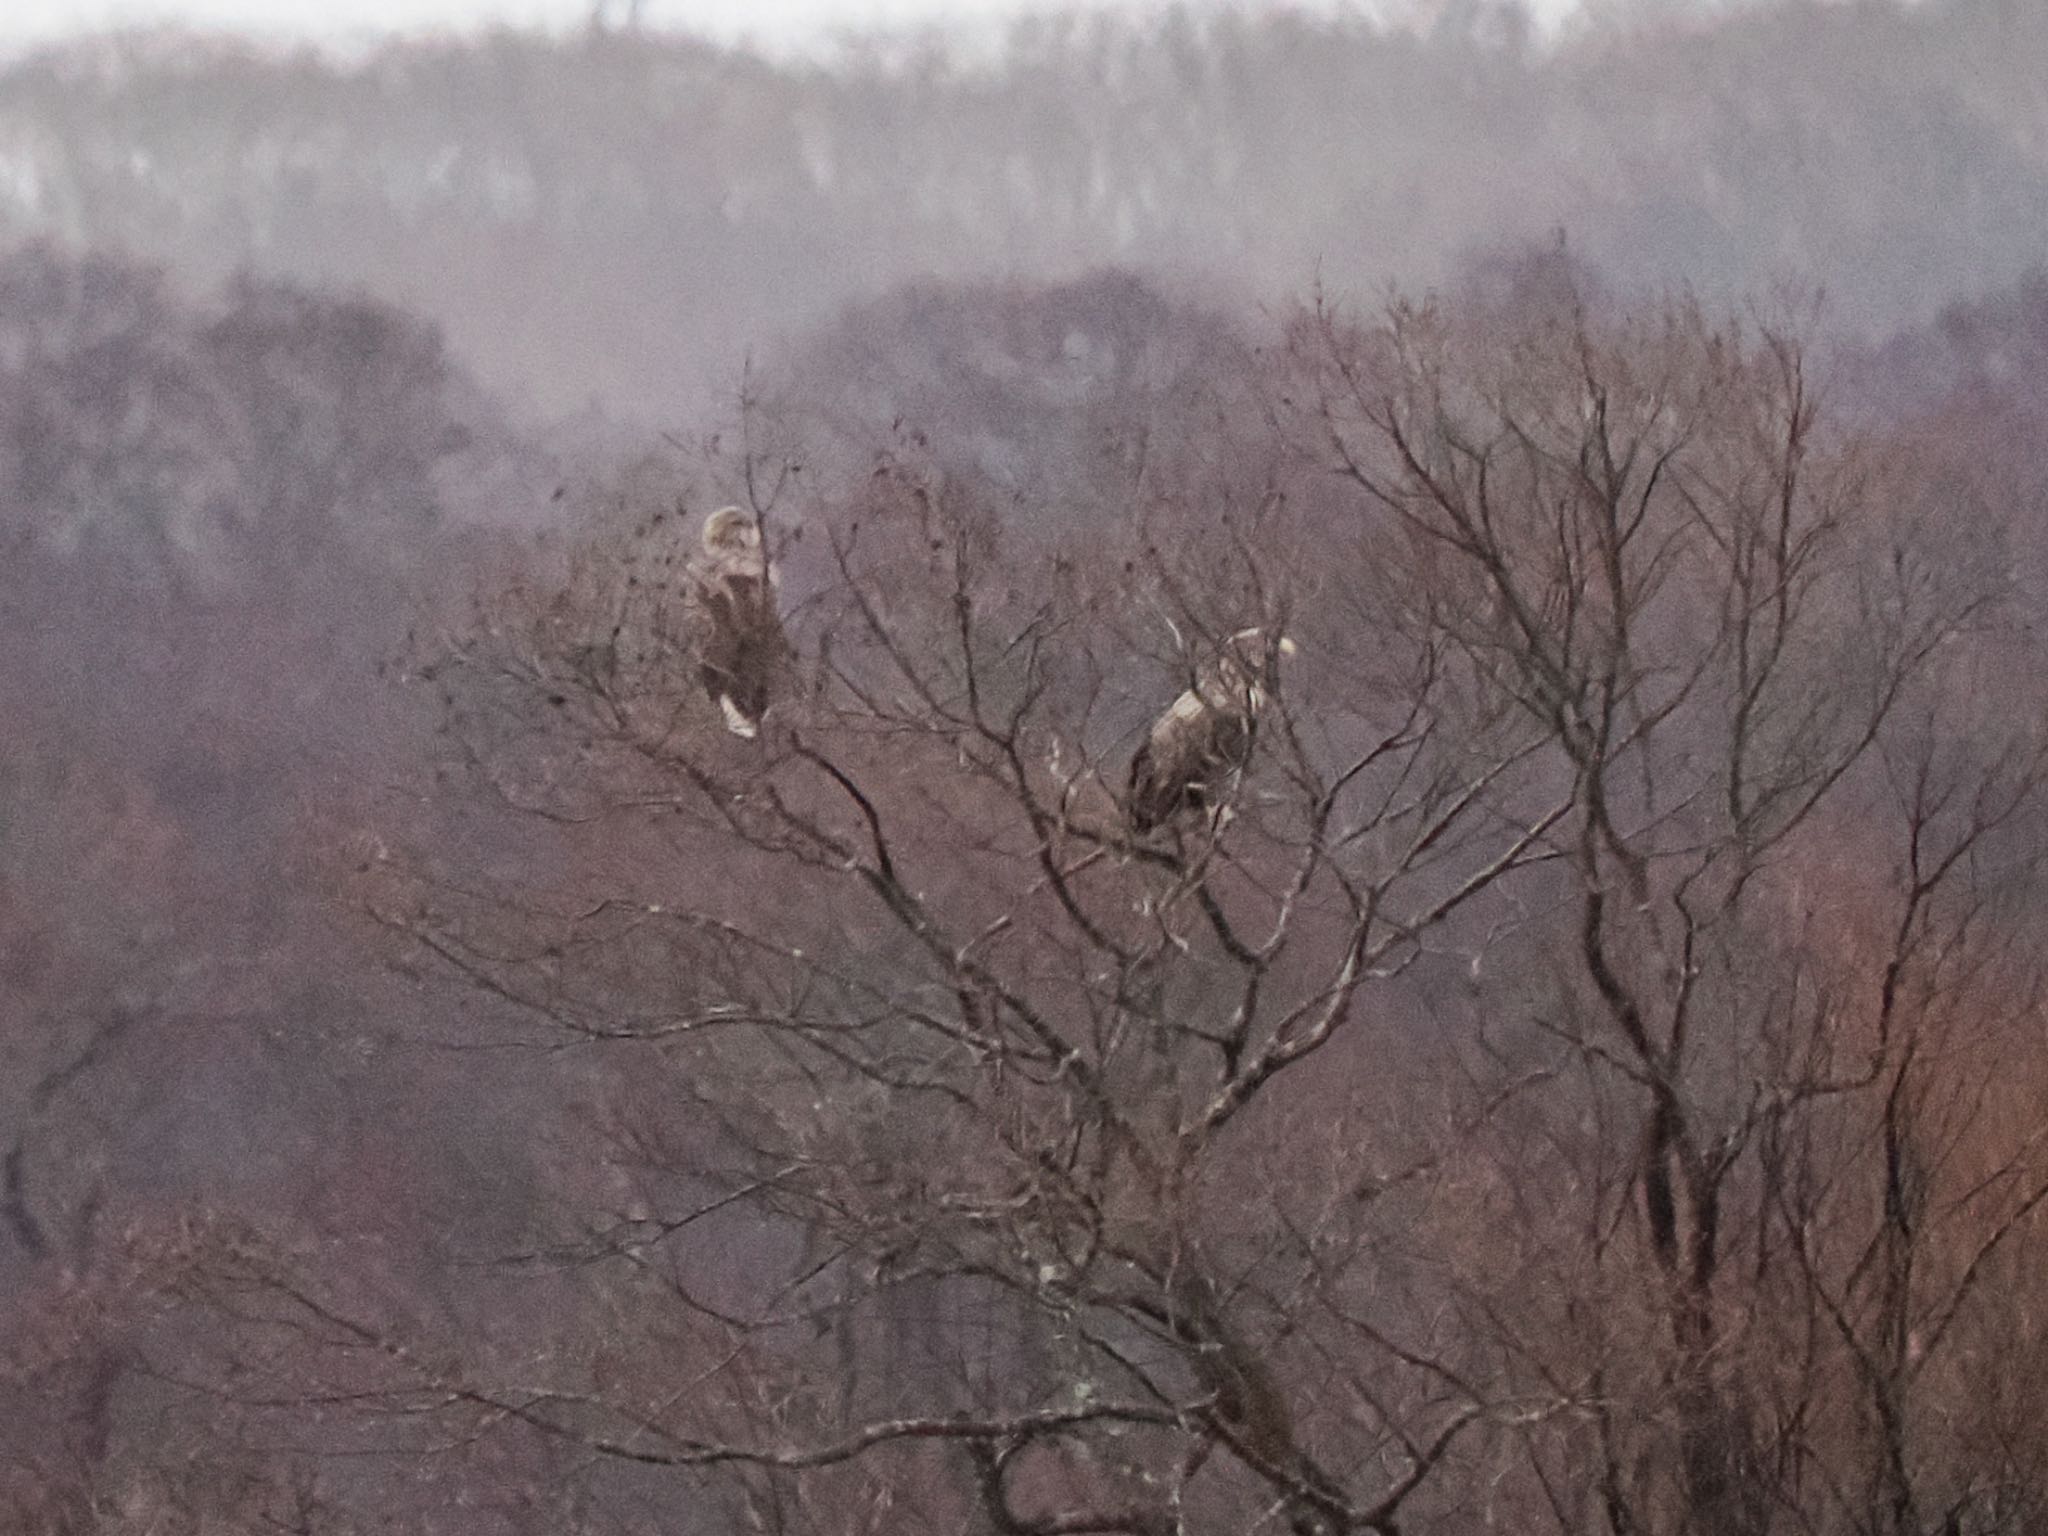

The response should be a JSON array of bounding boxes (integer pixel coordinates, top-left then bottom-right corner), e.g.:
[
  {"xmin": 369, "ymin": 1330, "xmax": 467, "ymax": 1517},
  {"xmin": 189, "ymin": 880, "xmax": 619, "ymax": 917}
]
[
  {"xmin": 1130, "ymin": 690, "xmax": 1217, "ymax": 823},
  {"xmin": 684, "ymin": 561, "xmax": 733, "ymax": 653},
  {"xmin": 1126, "ymin": 737, "xmax": 1168, "ymax": 829}
]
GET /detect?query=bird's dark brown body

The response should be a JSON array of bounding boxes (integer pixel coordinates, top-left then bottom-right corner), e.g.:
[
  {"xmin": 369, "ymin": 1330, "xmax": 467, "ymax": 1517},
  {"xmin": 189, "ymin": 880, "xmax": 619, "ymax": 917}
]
[
  {"xmin": 686, "ymin": 507, "xmax": 785, "ymax": 738},
  {"xmin": 1126, "ymin": 628, "xmax": 1291, "ymax": 833}
]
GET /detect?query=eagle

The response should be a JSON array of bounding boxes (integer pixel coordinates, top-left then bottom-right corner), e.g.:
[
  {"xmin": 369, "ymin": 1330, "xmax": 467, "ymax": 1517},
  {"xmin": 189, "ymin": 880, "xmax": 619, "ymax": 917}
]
[
  {"xmin": 685, "ymin": 506, "xmax": 785, "ymax": 738},
  {"xmin": 1127, "ymin": 627, "xmax": 1296, "ymax": 834}
]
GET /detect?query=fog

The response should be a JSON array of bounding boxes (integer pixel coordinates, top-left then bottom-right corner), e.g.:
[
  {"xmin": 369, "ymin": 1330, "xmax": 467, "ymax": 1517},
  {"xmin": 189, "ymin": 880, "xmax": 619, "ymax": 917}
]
[
  {"xmin": 4, "ymin": 1, "xmax": 2048, "ymax": 1531},
  {"xmin": 0, "ymin": 0, "xmax": 2027, "ymax": 432},
  {"xmin": 0, "ymin": 0, "xmax": 1587, "ymax": 60}
]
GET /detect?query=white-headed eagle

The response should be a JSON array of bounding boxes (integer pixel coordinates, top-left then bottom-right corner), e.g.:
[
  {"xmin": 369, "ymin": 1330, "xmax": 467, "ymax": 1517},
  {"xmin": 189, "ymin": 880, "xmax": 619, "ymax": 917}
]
[
  {"xmin": 1127, "ymin": 627, "xmax": 1296, "ymax": 834},
  {"xmin": 685, "ymin": 506, "xmax": 785, "ymax": 738}
]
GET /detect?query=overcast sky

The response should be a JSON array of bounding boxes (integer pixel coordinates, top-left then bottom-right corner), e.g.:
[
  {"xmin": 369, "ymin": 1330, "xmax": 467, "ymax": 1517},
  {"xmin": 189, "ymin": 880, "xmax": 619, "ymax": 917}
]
[{"xmin": 0, "ymin": 0, "xmax": 1585, "ymax": 61}]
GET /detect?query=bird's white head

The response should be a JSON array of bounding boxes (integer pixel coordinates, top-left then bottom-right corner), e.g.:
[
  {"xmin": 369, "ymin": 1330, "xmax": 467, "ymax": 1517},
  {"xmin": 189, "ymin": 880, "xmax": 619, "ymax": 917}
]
[
  {"xmin": 1226, "ymin": 627, "xmax": 1297, "ymax": 666},
  {"xmin": 702, "ymin": 506, "xmax": 760, "ymax": 554}
]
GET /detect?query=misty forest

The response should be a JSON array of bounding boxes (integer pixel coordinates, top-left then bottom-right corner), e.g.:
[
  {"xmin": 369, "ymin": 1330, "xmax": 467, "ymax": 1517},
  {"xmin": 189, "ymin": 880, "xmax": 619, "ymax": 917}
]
[{"xmin": 9, "ymin": 0, "xmax": 2048, "ymax": 1531}]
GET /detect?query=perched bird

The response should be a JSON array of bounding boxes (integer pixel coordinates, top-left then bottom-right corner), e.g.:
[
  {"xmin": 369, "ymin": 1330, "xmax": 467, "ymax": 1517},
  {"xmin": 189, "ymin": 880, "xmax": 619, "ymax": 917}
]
[
  {"xmin": 685, "ymin": 506, "xmax": 785, "ymax": 738},
  {"xmin": 1127, "ymin": 627, "xmax": 1296, "ymax": 833}
]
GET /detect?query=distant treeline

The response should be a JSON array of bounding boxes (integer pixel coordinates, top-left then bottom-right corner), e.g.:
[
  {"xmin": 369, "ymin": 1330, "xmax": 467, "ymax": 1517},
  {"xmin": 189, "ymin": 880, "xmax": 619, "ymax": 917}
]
[{"xmin": 0, "ymin": 0, "xmax": 2040, "ymax": 417}]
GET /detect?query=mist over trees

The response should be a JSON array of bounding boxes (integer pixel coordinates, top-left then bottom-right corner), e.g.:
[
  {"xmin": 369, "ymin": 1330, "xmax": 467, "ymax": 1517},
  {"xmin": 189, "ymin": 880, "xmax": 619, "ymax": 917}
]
[
  {"xmin": 0, "ymin": 242, "xmax": 547, "ymax": 1530},
  {"xmin": 0, "ymin": 0, "xmax": 2042, "ymax": 416},
  {"xmin": 6, "ymin": 0, "xmax": 2048, "ymax": 1530}
]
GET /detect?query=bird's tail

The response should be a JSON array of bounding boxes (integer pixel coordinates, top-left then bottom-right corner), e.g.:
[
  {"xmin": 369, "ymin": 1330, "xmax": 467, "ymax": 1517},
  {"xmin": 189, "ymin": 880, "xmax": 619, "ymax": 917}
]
[{"xmin": 719, "ymin": 694, "xmax": 761, "ymax": 739}]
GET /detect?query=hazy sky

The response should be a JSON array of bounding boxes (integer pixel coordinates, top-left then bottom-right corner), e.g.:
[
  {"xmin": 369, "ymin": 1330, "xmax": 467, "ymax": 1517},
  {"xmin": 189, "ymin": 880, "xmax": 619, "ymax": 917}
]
[{"xmin": 0, "ymin": 0, "xmax": 1584, "ymax": 60}]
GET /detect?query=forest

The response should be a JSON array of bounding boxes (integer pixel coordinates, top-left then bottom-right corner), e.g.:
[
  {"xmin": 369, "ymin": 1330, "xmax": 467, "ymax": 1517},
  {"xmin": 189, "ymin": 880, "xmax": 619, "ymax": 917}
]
[
  {"xmin": 0, "ymin": 0, "xmax": 2042, "ymax": 417},
  {"xmin": 5, "ymin": 1, "xmax": 2048, "ymax": 1532}
]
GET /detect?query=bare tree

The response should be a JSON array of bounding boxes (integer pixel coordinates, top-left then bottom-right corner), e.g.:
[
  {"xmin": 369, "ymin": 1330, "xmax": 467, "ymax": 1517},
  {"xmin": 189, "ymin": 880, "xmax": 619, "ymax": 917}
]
[
  {"xmin": 170, "ymin": 279, "xmax": 2048, "ymax": 1536},
  {"xmin": 1283, "ymin": 276, "xmax": 2048, "ymax": 1536}
]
